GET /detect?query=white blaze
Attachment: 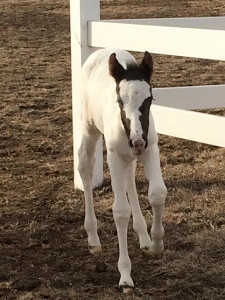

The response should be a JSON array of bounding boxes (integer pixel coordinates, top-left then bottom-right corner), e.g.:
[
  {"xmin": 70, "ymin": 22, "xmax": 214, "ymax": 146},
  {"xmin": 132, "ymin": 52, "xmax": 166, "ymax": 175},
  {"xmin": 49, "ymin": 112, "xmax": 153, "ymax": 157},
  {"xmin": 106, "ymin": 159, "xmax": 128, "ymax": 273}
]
[{"xmin": 119, "ymin": 79, "xmax": 151, "ymax": 141}]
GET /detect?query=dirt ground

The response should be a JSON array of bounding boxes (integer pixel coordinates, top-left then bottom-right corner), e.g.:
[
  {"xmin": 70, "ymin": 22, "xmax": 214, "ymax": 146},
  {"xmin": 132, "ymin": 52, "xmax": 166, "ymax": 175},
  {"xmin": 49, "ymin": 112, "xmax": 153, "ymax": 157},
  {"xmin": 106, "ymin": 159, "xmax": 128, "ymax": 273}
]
[{"xmin": 1, "ymin": 0, "xmax": 225, "ymax": 299}]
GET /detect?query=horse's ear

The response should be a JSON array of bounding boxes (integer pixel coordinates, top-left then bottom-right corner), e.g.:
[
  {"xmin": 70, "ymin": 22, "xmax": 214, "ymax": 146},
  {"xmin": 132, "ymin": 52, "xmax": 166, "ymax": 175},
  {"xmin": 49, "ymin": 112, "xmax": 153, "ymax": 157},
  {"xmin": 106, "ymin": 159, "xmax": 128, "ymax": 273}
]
[
  {"xmin": 139, "ymin": 51, "xmax": 153, "ymax": 82},
  {"xmin": 109, "ymin": 53, "xmax": 125, "ymax": 83}
]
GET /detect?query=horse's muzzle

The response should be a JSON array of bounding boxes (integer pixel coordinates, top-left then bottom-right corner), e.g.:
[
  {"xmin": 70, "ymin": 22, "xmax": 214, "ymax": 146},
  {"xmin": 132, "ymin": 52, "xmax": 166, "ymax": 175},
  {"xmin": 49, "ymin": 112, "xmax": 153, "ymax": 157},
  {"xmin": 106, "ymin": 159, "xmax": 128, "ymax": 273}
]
[{"xmin": 130, "ymin": 139, "xmax": 146, "ymax": 156}]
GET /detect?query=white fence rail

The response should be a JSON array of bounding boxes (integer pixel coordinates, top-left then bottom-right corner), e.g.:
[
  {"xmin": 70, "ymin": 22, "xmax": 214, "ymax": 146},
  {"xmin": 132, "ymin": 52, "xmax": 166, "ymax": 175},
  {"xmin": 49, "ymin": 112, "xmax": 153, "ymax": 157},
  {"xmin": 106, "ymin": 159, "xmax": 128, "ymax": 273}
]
[
  {"xmin": 89, "ymin": 17, "xmax": 225, "ymax": 61},
  {"xmin": 152, "ymin": 105, "xmax": 225, "ymax": 147},
  {"xmin": 154, "ymin": 85, "xmax": 225, "ymax": 110},
  {"xmin": 70, "ymin": 0, "xmax": 225, "ymax": 189}
]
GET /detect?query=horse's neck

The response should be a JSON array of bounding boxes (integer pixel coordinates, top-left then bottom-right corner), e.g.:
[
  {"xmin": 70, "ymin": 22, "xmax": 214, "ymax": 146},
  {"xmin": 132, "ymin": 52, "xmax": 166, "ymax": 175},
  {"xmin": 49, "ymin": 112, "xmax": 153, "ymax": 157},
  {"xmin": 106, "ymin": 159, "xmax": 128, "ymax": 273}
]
[
  {"xmin": 82, "ymin": 63, "xmax": 120, "ymax": 133},
  {"xmin": 82, "ymin": 49, "xmax": 133, "ymax": 149}
]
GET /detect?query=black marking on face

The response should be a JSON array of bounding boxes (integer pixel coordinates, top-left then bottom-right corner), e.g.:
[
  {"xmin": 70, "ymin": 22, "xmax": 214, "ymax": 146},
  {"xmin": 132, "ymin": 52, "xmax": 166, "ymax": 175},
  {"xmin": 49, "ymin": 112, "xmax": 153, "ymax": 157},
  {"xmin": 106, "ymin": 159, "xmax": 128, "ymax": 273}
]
[
  {"xmin": 117, "ymin": 92, "xmax": 131, "ymax": 140},
  {"xmin": 116, "ymin": 84, "xmax": 153, "ymax": 148},
  {"xmin": 139, "ymin": 96, "xmax": 152, "ymax": 148}
]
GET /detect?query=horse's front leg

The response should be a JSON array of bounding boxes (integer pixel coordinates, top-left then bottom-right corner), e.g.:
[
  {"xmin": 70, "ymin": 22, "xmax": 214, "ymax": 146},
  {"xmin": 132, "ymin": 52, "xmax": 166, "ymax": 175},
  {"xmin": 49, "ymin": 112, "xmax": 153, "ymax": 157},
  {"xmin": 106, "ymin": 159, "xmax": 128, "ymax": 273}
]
[
  {"xmin": 139, "ymin": 143, "xmax": 167, "ymax": 258},
  {"xmin": 127, "ymin": 160, "xmax": 151, "ymax": 251},
  {"xmin": 107, "ymin": 151, "xmax": 134, "ymax": 292}
]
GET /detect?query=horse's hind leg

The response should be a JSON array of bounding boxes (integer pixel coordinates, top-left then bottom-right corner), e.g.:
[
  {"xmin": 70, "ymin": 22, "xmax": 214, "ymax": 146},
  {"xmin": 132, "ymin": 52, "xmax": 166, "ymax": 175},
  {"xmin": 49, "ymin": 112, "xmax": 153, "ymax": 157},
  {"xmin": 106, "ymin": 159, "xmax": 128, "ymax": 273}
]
[{"xmin": 78, "ymin": 129, "xmax": 102, "ymax": 254}]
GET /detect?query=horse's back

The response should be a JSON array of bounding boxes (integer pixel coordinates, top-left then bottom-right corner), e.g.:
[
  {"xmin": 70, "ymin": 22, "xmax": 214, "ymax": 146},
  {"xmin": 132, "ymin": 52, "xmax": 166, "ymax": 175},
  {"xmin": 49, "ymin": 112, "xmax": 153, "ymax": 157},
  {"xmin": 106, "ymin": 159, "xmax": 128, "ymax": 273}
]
[{"xmin": 82, "ymin": 49, "xmax": 136, "ymax": 79}]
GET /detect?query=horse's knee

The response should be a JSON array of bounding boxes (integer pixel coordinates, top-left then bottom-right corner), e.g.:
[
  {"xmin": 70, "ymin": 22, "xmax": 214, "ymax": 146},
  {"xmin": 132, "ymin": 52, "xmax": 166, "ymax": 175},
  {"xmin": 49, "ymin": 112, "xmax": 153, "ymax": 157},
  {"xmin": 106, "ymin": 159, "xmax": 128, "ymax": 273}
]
[
  {"xmin": 113, "ymin": 202, "xmax": 131, "ymax": 227},
  {"xmin": 149, "ymin": 184, "xmax": 167, "ymax": 207}
]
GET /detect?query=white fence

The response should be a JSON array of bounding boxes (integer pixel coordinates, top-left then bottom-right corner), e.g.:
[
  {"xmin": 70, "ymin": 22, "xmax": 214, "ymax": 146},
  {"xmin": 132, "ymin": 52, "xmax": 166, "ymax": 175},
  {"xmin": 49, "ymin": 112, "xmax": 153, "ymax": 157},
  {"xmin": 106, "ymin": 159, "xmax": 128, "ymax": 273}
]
[{"xmin": 70, "ymin": 0, "xmax": 225, "ymax": 190}]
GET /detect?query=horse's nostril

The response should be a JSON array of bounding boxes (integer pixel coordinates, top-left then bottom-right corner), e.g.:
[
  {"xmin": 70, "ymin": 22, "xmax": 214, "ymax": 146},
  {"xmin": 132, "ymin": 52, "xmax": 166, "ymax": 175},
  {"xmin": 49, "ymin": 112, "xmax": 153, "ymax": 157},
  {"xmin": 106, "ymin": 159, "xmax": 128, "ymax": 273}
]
[
  {"xmin": 129, "ymin": 140, "xmax": 133, "ymax": 147},
  {"xmin": 132, "ymin": 139, "xmax": 145, "ymax": 148}
]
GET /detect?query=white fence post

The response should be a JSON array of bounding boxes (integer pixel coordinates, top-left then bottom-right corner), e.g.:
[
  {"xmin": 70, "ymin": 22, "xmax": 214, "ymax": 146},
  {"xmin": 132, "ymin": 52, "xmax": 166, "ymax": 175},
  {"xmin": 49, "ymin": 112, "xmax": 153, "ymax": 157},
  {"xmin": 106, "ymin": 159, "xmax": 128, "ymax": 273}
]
[{"xmin": 70, "ymin": 0, "xmax": 103, "ymax": 190}]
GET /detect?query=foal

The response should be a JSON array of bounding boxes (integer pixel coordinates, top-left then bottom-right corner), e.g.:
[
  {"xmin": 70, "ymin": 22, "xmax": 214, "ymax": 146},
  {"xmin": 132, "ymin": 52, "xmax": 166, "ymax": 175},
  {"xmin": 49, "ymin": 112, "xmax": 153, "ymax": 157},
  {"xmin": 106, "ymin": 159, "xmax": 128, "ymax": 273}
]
[{"xmin": 78, "ymin": 49, "xmax": 167, "ymax": 292}]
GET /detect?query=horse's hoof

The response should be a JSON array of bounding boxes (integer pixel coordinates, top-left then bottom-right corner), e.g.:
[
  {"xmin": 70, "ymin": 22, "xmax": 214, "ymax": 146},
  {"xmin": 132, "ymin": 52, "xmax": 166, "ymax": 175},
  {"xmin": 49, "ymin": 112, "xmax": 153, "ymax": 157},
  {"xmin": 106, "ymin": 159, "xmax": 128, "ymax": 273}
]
[
  {"xmin": 141, "ymin": 247, "xmax": 163, "ymax": 259},
  {"xmin": 141, "ymin": 246, "xmax": 151, "ymax": 256},
  {"xmin": 89, "ymin": 245, "xmax": 102, "ymax": 254},
  {"xmin": 119, "ymin": 285, "xmax": 134, "ymax": 294},
  {"xmin": 148, "ymin": 250, "xmax": 163, "ymax": 260}
]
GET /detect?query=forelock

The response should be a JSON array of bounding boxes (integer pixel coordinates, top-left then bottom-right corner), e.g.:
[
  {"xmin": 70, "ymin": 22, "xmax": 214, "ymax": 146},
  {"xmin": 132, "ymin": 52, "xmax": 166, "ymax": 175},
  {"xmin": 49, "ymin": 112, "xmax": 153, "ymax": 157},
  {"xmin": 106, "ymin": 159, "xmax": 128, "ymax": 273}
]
[
  {"xmin": 119, "ymin": 80, "xmax": 151, "ymax": 104},
  {"xmin": 122, "ymin": 63, "xmax": 150, "ymax": 82}
]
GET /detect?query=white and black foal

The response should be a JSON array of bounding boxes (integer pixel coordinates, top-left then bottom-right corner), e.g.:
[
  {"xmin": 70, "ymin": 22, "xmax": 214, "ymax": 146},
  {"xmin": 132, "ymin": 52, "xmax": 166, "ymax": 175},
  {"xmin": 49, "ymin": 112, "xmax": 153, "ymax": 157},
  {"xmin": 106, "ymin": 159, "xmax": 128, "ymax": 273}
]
[{"xmin": 78, "ymin": 49, "xmax": 167, "ymax": 292}]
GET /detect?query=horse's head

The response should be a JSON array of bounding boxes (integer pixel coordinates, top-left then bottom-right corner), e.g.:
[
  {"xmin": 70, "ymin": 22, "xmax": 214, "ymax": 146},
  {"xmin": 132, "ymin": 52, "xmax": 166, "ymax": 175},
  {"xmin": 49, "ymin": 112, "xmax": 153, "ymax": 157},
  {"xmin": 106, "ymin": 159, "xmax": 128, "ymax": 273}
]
[{"xmin": 109, "ymin": 51, "xmax": 154, "ymax": 156}]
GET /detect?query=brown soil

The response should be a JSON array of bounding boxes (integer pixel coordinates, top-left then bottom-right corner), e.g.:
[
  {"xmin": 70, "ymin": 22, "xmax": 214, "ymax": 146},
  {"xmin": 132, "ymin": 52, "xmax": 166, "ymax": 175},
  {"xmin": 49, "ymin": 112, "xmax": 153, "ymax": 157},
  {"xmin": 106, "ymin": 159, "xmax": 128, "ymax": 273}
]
[{"xmin": 1, "ymin": 0, "xmax": 225, "ymax": 299}]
